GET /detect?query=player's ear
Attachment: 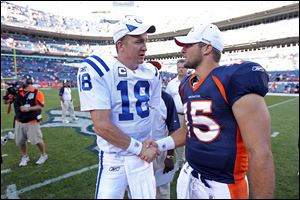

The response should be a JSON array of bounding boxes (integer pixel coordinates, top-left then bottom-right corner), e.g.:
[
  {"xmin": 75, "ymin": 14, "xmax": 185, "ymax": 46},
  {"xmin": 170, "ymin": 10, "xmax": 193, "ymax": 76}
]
[
  {"xmin": 116, "ymin": 40, "xmax": 123, "ymax": 52},
  {"xmin": 203, "ymin": 44, "xmax": 213, "ymax": 56}
]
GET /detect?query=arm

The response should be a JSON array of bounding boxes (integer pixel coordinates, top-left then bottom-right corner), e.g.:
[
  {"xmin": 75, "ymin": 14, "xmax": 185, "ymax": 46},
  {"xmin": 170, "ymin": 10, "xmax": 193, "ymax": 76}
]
[
  {"xmin": 90, "ymin": 109, "xmax": 131, "ymax": 150},
  {"xmin": 90, "ymin": 109, "xmax": 159, "ymax": 162},
  {"xmin": 171, "ymin": 123, "xmax": 187, "ymax": 148},
  {"xmin": 145, "ymin": 121, "xmax": 187, "ymax": 153},
  {"xmin": 59, "ymin": 88, "xmax": 64, "ymax": 102},
  {"xmin": 20, "ymin": 104, "xmax": 43, "ymax": 112},
  {"xmin": 232, "ymin": 93, "xmax": 275, "ymax": 199}
]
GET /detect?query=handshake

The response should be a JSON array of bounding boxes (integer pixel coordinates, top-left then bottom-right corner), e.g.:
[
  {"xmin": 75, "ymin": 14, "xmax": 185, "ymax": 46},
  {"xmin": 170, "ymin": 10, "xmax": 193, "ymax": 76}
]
[{"xmin": 139, "ymin": 139, "xmax": 160, "ymax": 163}]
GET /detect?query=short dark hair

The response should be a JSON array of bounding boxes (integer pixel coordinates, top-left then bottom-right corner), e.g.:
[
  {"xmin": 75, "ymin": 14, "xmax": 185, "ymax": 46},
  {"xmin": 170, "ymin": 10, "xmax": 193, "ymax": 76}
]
[
  {"xmin": 212, "ymin": 48, "xmax": 221, "ymax": 63},
  {"xmin": 198, "ymin": 42, "xmax": 221, "ymax": 63},
  {"xmin": 177, "ymin": 59, "xmax": 185, "ymax": 66}
]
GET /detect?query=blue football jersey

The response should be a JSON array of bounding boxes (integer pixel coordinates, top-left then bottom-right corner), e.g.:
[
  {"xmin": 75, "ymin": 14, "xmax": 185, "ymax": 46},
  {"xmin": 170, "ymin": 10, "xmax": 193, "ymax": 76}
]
[{"xmin": 179, "ymin": 61, "xmax": 269, "ymax": 184}]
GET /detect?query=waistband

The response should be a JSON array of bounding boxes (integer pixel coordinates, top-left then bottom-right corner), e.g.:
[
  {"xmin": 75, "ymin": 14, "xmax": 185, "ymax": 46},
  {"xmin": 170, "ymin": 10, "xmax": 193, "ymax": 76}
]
[
  {"xmin": 178, "ymin": 113, "xmax": 184, "ymax": 115},
  {"xmin": 191, "ymin": 170, "xmax": 211, "ymax": 188}
]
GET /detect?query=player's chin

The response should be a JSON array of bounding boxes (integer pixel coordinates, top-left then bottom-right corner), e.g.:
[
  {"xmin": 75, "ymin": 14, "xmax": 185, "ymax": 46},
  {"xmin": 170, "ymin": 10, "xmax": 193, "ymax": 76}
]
[{"xmin": 137, "ymin": 56, "xmax": 145, "ymax": 63}]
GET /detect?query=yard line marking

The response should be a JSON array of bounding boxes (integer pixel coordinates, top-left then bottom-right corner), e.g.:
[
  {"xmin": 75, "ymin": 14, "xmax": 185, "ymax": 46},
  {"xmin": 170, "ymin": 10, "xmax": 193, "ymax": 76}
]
[
  {"xmin": 1, "ymin": 164, "xmax": 98, "ymax": 198},
  {"xmin": 271, "ymin": 132, "xmax": 280, "ymax": 138},
  {"xmin": 6, "ymin": 184, "xmax": 19, "ymax": 199},
  {"xmin": 1, "ymin": 128, "xmax": 14, "ymax": 133},
  {"xmin": 2, "ymin": 154, "xmax": 8, "ymax": 157},
  {"xmin": 1, "ymin": 169, "xmax": 11, "ymax": 174},
  {"xmin": 268, "ymin": 98, "xmax": 298, "ymax": 109}
]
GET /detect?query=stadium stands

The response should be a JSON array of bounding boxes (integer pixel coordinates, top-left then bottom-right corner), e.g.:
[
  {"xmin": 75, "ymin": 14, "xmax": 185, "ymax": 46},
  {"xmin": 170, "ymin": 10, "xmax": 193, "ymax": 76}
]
[{"xmin": 1, "ymin": 1, "xmax": 299, "ymax": 93}]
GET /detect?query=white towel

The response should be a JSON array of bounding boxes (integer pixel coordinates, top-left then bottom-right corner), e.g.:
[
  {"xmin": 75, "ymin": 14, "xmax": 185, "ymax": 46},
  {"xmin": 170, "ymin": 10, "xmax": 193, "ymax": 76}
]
[
  {"xmin": 124, "ymin": 156, "xmax": 156, "ymax": 199},
  {"xmin": 176, "ymin": 162, "xmax": 192, "ymax": 199}
]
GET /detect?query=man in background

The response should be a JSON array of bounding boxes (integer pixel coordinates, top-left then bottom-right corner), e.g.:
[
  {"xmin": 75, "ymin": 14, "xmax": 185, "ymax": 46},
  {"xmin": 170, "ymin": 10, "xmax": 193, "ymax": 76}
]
[
  {"xmin": 165, "ymin": 59, "xmax": 188, "ymax": 170},
  {"xmin": 149, "ymin": 60, "xmax": 180, "ymax": 199},
  {"xmin": 59, "ymin": 79, "xmax": 78, "ymax": 123},
  {"xmin": 16, "ymin": 75, "xmax": 48, "ymax": 167}
]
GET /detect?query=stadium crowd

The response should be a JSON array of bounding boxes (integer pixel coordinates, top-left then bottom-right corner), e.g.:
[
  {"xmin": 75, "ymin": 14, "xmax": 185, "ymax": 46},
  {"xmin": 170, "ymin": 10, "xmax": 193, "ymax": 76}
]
[{"xmin": 1, "ymin": 0, "xmax": 299, "ymax": 93}]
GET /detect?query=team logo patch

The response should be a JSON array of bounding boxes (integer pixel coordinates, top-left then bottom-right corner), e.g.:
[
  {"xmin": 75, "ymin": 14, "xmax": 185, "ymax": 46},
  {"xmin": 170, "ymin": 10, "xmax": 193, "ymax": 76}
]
[
  {"xmin": 109, "ymin": 166, "xmax": 120, "ymax": 172},
  {"xmin": 27, "ymin": 93, "xmax": 35, "ymax": 100},
  {"xmin": 252, "ymin": 66, "xmax": 265, "ymax": 72},
  {"xmin": 134, "ymin": 18, "xmax": 142, "ymax": 24},
  {"xmin": 80, "ymin": 66, "xmax": 87, "ymax": 72},
  {"xmin": 118, "ymin": 66, "xmax": 127, "ymax": 77},
  {"xmin": 134, "ymin": 142, "xmax": 140, "ymax": 148}
]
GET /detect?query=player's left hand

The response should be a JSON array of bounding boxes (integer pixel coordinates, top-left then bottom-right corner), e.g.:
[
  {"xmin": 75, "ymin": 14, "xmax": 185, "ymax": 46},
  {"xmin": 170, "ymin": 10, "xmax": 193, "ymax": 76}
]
[{"xmin": 163, "ymin": 156, "xmax": 174, "ymax": 173}]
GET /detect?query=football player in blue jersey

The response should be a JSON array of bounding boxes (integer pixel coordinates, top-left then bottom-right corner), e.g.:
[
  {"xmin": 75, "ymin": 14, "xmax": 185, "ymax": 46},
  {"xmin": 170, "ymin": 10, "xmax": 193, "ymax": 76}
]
[
  {"xmin": 143, "ymin": 23, "xmax": 275, "ymax": 198},
  {"xmin": 77, "ymin": 16, "xmax": 161, "ymax": 199}
]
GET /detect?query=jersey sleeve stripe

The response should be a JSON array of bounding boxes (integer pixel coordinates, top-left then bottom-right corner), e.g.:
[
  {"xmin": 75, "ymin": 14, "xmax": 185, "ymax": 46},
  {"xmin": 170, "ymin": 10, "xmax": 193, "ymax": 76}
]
[
  {"xmin": 211, "ymin": 75, "xmax": 229, "ymax": 105},
  {"xmin": 91, "ymin": 55, "xmax": 110, "ymax": 72},
  {"xmin": 83, "ymin": 59, "xmax": 104, "ymax": 77}
]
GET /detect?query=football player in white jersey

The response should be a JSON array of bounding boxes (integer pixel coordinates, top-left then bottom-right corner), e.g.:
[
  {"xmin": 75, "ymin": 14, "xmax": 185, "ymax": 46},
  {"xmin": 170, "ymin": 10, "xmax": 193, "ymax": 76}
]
[{"xmin": 77, "ymin": 16, "xmax": 161, "ymax": 199}]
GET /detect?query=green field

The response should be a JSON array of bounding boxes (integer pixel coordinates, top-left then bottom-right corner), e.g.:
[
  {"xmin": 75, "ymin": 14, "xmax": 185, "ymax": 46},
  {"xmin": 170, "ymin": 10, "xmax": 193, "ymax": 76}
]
[{"xmin": 1, "ymin": 89, "xmax": 299, "ymax": 199}]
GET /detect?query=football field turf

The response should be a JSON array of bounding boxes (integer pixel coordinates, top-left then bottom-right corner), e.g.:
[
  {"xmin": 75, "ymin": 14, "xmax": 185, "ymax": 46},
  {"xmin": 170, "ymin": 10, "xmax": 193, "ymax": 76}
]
[{"xmin": 1, "ymin": 89, "xmax": 299, "ymax": 199}]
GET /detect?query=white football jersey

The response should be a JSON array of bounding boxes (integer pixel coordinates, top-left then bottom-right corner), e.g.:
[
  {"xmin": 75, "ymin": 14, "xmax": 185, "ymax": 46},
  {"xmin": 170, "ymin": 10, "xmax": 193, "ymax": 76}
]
[
  {"xmin": 151, "ymin": 97, "xmax": 168, "ymax": 140},
  {"xmin": 77, "ymin": 54, "xmax": 161, "ymax": 155}
]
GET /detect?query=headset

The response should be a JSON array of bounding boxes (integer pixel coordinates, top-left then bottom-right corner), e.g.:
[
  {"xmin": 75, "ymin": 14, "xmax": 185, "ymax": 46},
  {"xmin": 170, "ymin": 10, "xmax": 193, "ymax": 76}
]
[{"xmin": 24, "ymin": 75, "xmax": 34, "ymax": 86}]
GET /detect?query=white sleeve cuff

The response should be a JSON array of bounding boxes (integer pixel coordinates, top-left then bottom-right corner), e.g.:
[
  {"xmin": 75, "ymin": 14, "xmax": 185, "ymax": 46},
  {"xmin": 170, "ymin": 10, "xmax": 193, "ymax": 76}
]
[
  {"xmin": 126, "ymin": 138, "xmax": 143, "ymax": 156},
  {"xmin": 156, "ymin": 136, "xmax": 175, "ymax": 152}
]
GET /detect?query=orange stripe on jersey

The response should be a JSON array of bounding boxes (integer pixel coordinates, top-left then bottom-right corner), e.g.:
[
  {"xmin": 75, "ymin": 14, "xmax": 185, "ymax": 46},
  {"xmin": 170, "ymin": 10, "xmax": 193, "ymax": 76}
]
[
  {"xmin": 211, "ymin": 75, "xmax": 229, "ymax": 105},
  {"xmin": 189, "ymin": 73, "xmax": 207, "ymax": 92},
  {"xmin": 228, "ymin": 178, "xmax": 248, "ymax": 199},
  {"xmin": 35, "ymin": 90, "xmax": 45, "ymax": 106},
  {"xmin": 179, "ymin": 78, "xmax": 188, "ymax": 101},
  {"xmin": 234, "ymin": 128, "xmax": 248, "ymax": 182}
]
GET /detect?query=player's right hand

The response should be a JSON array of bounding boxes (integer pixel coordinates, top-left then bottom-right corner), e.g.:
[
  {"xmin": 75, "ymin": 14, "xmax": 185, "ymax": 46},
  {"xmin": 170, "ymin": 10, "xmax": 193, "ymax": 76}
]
[{"xmin": 139, "ymin": 140, "xmax": 160, "ymax": 163}]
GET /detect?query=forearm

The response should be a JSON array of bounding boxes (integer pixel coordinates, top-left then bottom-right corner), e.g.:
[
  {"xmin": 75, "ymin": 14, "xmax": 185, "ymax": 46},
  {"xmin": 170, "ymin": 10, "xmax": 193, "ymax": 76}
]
[
  {"xmin": 28, "ymin": 105, "xmax": 42, "ymax": 111},
  {"xmin": 94, "ymin": 122, "xmax": 131, "ymax": 150},
  {"xmin": 171, "ymin": 126, "xmax": 186, "ymax": 147},
  {"xmin": 90, "ymin": 110, "xmax": 131, "ymax": 149},
  {"xmin": 20, "ymin": 105, "xmax": 42, "ymax": 112},
  {"xmin": 248, "ymin": 150, "xmax": 275, "ymax": 199},
  {"xmin": 156, "ymin": 126, "xmax": 186, "ymax": 152}
]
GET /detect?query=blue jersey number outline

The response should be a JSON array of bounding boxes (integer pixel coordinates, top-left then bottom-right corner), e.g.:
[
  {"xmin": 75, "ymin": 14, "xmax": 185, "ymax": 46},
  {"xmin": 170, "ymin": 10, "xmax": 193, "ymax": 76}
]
[{"xmin": 78, "ymin": 73, "xmax": 92, "ymax": 91}]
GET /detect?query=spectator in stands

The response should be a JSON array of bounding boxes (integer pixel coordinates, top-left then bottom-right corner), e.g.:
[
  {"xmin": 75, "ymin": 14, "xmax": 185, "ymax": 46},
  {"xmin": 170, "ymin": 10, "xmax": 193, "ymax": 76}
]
[
  {"xmin": 165, "ymin": 58, "xmax": 188, "ymax": 170},
  {"xmin": 59, "ymin": 79, "xmax": 78, "ymax": 123}
]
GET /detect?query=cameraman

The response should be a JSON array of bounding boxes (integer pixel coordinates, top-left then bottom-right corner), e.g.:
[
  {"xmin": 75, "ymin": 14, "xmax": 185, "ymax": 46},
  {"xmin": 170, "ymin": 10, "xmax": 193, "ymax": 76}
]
[{"xmin": 13, "ymin": 75, "xmax": 48, "ymax": 167}]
